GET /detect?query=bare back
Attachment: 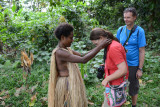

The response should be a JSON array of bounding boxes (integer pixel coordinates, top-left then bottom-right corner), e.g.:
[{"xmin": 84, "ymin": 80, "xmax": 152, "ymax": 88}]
[{"xmin": 55, "ymin": 48, "xmax": 70, "ymax": 77}]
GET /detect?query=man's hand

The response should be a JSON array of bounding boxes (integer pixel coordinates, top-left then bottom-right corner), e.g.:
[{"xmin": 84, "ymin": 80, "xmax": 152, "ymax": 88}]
[{"xmin": 136, "ymin": 70, "xmax": 142, "ymax": 79}]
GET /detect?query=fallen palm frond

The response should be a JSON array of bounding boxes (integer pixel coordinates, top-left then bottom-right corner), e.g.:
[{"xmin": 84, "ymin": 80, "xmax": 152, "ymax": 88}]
[{"xmin": 21, "ymin": 50, "xmax": 34, "ymax": 79}]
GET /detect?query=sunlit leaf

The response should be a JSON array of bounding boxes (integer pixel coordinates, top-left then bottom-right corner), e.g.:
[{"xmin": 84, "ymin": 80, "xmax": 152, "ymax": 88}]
[
  {"xmin": 59, "ymin": 16, "xmax": 66, "ymax": 23},
  {"xmin": 139, "ymin": 79, "xmax": 142, "ymax": 84},
  {"xmin": 12, "ymin": 5, "xmax": 16, "ymax": 12},
  {"xmin": 32, "ymin": 37, "xmax": 35, "ymax": 41},
  {"xmin": 124, "ymin": 101, "xmax": 130, "ymax": 105},
  {"xmin": 17, "ymin": 8, "xmax": 23, "ymax": 16},
  {"xmin": 29, "ymin": 101, "xmax": 35, "ymax": 106},
  {"xmin": 29, "ymin": 93, "xmax": 37, "ymax": 106}
]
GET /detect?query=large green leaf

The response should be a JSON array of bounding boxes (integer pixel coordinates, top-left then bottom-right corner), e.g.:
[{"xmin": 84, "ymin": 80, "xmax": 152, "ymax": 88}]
[{"xmin": 12, "ymin": 5, "xmax": 16, "ymax": 12}]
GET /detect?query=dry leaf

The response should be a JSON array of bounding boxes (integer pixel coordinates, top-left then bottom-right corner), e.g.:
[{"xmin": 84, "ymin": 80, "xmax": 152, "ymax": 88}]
[
  {"xmin": 145, "ymin": 104, "xmax": 148, "ymax": 107},
  {"xmin": 29, "ymin": 93, "xmax": 37, "ymax": 106},
  {"xmin": 0, "ymin": 90, "xmax": 6, "ymax": 96},
  {"xmin": 147, "ymin": 80, "xmax": 153, "ymax": 83},
  {"xmin": 28, "ymin": 60, "xmax": 31, "ymax": 67},
  {"xmin": 14, "ymin": 86, "xmax": 26, "ymax": 97},
  {"xmin": 14, "ymin": 88, "xmax": 21, "ymax": 97},
  {"xmin": 31, "ymin": 93, "xmax": 37, "ymax": 102},
  {"xmin": 41, "ymin": 97, "xmax": 47, "ymax": 102},
  {"xmin": 21, "ymin": 51, "xmax": 29, "ymax": 62},
  {"xmin": 30, "ymin": 52, "xmax": 34, "ymax": 64},
  {"xmin": 23, "ymin": 58, "xmax": 28, "ymax": 67},
  {"xmin": 2, "ymin": 94, "xmax": 10, "ymax": 99},
  {"xmin": 21, "ymin": 56, "xmax": 24, "ymax": 66},
  {"xmin": 31, "ymin": 84, "xmax": 38, "ymax": 93},
  {"xmin": 21, "ymin": 51, "xmax": 31, "ymax": 67},
  {"xmin": 1, "ymin": 101, "xmax": 5, "ymax": 106},
  {"xmin": 40, "ymin": 97, "xmax": 47, "ymax": 105},
  {"xmin": 88, "ymin": 100, "xmax": 94, "ymax": 105},
  {"xmin": 0, "ymin": 97, "xmax": 3, "ymax": 100},
  {"xmin": 4, "ymin": 91, "xmax": 9, "ymax": 95},
  {"xmin": 21, "ymin": 50, "xmax": 34, "ymax": 69}
]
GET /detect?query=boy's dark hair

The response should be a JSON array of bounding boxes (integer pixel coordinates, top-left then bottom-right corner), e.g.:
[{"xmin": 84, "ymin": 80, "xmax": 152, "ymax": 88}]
[
  {"xmin": 123, "ymin": 7, "xmax": 137, "ymax": 17},
  {"xmin": 54, "ymin": 23, "xmax": 74, "ymax": 40}
]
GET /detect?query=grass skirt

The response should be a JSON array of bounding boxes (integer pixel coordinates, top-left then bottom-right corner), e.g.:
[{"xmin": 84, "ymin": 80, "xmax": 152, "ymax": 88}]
[
  {"xmin": 48, "ymin": 47, "xmax": 88, "ymax": 107},
  {"xmin": 54, "ymin": 77, "xmax": 70, "ymax": 107}
]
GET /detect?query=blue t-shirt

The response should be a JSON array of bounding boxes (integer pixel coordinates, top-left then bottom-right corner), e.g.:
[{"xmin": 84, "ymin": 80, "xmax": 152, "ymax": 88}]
[{"xmin": 116, "ymin": 25, "xmax": 146, "ymax": 66}]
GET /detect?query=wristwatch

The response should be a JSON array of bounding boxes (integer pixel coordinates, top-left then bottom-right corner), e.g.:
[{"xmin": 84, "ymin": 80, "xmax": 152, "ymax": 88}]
[{"xmin": 138, "ymin": 68, "xmax": 143, "ymax": 72}]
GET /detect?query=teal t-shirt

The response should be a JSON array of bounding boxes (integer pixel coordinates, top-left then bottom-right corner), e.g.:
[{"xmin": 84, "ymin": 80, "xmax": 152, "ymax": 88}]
[{"xmin": 116, "ymin": 25, "xmax": 146, "ymax": 66}]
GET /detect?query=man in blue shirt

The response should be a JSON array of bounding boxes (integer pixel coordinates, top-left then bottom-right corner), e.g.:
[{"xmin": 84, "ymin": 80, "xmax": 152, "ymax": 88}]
[{"xmin": 116, "ymin": 7, "xmax": 146, "ymax": 107}]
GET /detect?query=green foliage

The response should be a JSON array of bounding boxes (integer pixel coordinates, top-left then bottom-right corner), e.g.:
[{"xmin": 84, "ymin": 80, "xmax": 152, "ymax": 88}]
[
  {"xmin": 87, "ymin": 0, "xmax": 160, "ymax": 51},
  {"xmin": 88, "ymin": 0, "xmax": 126, "ymax": 27},
  {"xmin": 87, "ymin": 83, "xmax": 105, "ymax": 107},
  {"xmin": 51, "ymin": 1, "xmax": 99, "ymax": 39},
  {"xmin": 143, "ymin": 51, "xmax": 160, "ymax": 73},
  {"xmin": 146, "ymin": 32, "xmax": 160, "ymax": 52},
  {"xmin": 0, "ymin": 8, "xmax": 59, "ymax": 63},
  {"xmin": 0, "ymin": 49, "xmax": 160, "ymax": 106},
  {"xmin": 0, "ymin": 0, "xmax": 160, "ymax": 106},
  {"xmin": 132, "ymin": 0, "xmax": 160, "ymax": 31},
  {"xmin": 0, "ymin": 63, "xmax": 49, "ymax": 106}
]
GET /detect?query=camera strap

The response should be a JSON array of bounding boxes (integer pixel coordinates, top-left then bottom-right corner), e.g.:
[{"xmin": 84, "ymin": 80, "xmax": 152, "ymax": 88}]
[
  {"xmin": 103, "ymin": 46, "xmax": 108, "ymax": 63},
  {"xmin": 123, "ymin": 25, "xmax": 138, "ymax": 47}
]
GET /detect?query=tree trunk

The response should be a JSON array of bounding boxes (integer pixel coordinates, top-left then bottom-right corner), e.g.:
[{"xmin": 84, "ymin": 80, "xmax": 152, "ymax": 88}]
[
  {"xmin": 148, "ymin": 0, "xmax": 155, "ymax": 32},
  {"xmin": 9, "ymin": 0, "xmax": 13, "ymax": 8},
  {"xmin": 16, "ymin": 0, "xmax": 20, "ymax": 12},
  {"xmin": 149, "ymin": 14, "xmax": 154, "ymax": 32},
  {"xmin": 0, "ymin": 41, "xmax": 3, "ymax": 53}
]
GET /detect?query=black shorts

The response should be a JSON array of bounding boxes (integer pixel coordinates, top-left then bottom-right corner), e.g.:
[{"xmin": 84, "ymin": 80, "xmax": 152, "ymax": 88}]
[{"xmin": 128, "ymin": 66, "xmax": 140, "ymax": 96}]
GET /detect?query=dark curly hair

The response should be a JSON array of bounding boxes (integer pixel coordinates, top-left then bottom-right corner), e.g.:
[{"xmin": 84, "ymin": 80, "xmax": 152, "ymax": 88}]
[{"xmin": 54, "ymin": 23, "xmax": 74, "ymax": 40}]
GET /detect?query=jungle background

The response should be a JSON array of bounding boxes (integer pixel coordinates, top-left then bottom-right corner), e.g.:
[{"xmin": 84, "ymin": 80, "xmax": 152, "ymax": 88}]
[{"xmin": 0, "ymin": 0, "xmax": 160, "ymax": 107}]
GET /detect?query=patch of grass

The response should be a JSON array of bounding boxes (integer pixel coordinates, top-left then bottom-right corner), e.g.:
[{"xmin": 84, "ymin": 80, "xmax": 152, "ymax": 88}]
[
  {"xmin": 0, "ymin": 51, "xmax": 159, "ymax": 107},
  {"xmin": 85, "ymin": 72, "xmax": 160, "ymax": 107},
  {"xmin": 0, "ymin": 62, "xmax": 49, "ymax": 107}
]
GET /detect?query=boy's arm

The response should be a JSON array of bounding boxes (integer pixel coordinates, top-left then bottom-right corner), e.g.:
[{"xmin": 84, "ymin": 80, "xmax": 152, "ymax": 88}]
[
  {"xmin": 72, "ymin": 50, "xmax": 81, "ymax": 56},
  {"xmin": 57, "ymin": 39, "xmax": 111, "ymax": 63},
  {"xmin": 57, "ymin": 45, "xmax": 102, "ymax": 64}
]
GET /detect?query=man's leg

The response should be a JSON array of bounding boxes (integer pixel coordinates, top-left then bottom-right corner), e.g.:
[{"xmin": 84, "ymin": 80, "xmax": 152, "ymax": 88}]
[
  {"xmin": 128, "ymin": 66, "xmax": 139, "ymax": 107},
  {"xmin": 132, "ymin": 94, "xmax": 138, "ymax": 106}
]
